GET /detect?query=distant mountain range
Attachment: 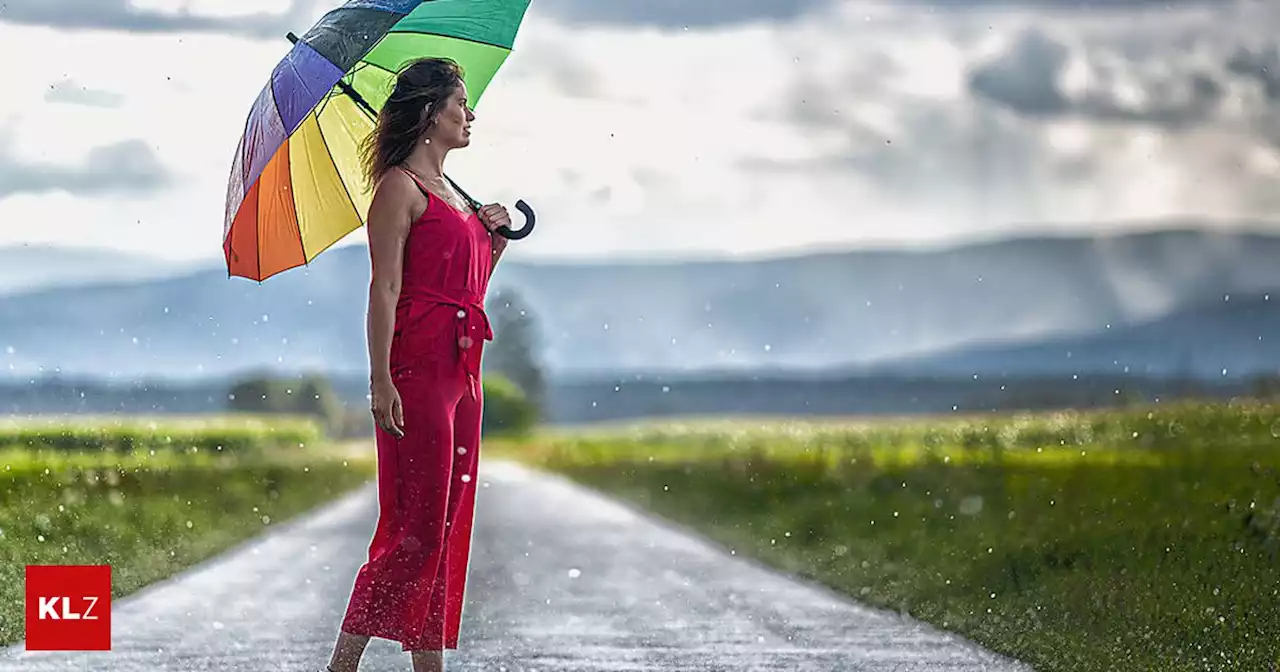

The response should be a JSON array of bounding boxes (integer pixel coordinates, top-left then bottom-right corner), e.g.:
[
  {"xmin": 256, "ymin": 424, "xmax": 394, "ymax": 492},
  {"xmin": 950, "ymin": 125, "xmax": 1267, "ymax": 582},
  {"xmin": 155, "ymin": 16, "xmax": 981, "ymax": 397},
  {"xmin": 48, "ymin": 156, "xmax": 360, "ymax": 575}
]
[
  {"xmin": 0, "ymin": 244, "xmax": 188, "ymax": 296},
  {"xmin": 861, "ymin": 292, "xmax": 1280, "ymax": 381},
  {"xmin": 2, "ymin": 225, "xmax": 1279, "ymax": 383}
]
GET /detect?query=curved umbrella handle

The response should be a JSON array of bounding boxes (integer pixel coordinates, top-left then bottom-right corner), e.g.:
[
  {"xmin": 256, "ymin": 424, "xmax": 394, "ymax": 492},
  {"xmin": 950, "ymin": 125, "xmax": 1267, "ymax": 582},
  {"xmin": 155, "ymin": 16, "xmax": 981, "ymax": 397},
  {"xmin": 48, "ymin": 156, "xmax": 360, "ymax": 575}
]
[{"xmin": 494, "ymin": 200, "xmax": 536, "ymax": 240}]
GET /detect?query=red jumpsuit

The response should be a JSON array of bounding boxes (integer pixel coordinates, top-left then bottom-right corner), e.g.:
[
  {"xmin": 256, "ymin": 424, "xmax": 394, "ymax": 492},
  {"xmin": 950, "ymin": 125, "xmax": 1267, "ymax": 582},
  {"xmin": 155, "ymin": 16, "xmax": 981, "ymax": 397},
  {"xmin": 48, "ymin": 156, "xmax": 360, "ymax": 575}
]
[{"xmin": 340, "ymin": 167, "xmax": 494, "ymax": 651}]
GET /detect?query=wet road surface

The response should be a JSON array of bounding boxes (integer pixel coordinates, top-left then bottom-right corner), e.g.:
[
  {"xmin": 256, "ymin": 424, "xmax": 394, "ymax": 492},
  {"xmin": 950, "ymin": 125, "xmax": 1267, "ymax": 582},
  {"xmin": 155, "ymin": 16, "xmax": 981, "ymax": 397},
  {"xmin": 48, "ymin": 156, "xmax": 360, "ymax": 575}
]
[{"xmin": 2, "ymin": 460, "xmax": 1031, "ymax": 671}]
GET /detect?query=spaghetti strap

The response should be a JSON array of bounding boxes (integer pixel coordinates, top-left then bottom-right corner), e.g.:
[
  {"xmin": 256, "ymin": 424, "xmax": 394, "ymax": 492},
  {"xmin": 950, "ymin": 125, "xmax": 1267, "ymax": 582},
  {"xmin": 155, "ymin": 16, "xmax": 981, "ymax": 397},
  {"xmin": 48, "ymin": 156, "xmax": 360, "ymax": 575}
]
[
  {"xmin": 397, "ymin": 166, "xmax": 479, "ymax": 222},
  {"xmin": 398, "ymin": 166, "xmax": 433, "ymax": 201},
  {"xmin": 398, "ymin": 165, "xmax": 480, "ymax": 213}
]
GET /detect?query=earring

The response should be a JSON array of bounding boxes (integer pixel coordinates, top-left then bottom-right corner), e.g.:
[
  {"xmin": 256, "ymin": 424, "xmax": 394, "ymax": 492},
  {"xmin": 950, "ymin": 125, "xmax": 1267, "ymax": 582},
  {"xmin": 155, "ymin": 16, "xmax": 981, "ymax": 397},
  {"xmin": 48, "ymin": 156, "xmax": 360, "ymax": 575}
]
[{"xmin": 423, "ymin": 137, "xmax": 431, "ymax": 145}]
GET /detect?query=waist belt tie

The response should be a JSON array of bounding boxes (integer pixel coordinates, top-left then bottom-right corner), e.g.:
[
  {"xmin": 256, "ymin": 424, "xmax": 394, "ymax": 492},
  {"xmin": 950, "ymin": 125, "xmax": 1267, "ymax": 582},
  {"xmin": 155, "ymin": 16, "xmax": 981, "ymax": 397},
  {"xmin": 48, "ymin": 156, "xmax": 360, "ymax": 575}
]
[{"xmin": 400, "ymin": 288, "xmax": 493, "ymax": 400}]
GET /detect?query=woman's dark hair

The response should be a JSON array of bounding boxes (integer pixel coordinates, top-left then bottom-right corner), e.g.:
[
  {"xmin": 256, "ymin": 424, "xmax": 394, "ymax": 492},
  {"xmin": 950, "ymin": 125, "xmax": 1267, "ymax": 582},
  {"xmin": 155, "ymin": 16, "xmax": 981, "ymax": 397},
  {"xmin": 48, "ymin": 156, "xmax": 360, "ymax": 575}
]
[{"xmin": 362, "ymin": 57, "xmax": 465, "ymax": 186}]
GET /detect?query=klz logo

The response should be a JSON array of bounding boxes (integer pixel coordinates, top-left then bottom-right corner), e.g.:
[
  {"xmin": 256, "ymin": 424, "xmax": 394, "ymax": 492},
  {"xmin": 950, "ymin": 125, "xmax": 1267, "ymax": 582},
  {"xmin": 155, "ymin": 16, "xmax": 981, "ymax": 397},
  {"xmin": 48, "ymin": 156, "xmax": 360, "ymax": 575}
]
[
  {"xmin": 25, "ymin": 565, "xmax": 112, "ymax": 651},
  {"xmin": 38, "ymin": 596, "xmax": 102, "ymax": 620}
]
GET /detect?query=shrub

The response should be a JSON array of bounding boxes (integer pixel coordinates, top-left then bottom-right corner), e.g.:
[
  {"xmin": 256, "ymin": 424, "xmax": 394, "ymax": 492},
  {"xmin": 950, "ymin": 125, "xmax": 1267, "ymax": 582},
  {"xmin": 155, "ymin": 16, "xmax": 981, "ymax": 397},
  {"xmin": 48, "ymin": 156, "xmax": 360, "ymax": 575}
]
[{"xmin": 482, "ymin": 374, "xmax": 537, "ymax": 436}]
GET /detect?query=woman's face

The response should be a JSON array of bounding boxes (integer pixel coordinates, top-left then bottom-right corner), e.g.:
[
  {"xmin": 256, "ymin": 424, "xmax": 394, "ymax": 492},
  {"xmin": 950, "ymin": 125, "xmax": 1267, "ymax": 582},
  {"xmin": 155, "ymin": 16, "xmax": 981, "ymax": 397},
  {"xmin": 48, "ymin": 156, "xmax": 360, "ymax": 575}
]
[{"xmin": 424, "ymin": 82, "xmax": 475, "ymax": 149}]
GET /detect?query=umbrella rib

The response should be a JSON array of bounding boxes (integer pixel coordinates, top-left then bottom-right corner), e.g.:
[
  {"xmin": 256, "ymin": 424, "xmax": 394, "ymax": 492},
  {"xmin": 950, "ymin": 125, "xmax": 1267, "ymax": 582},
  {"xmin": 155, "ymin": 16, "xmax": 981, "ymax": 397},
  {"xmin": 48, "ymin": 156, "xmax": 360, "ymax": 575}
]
[
  {"xmin": 341, "ymin": 60, "xmax": 397, "ymax": 116},
  {"xmin": 254, "ymin": 169, "xmax": 264, "ymax": 281},
  {"xmin": 288, "ymin": 31, "xmax": 378, "ymax": 118},
  {"xmin": 354, "ymin": 59, "xmax": 398, "ymax": 80},
  {"xmin": 335, "ymin": 78, "xmax": 378, "ymax": 119}
]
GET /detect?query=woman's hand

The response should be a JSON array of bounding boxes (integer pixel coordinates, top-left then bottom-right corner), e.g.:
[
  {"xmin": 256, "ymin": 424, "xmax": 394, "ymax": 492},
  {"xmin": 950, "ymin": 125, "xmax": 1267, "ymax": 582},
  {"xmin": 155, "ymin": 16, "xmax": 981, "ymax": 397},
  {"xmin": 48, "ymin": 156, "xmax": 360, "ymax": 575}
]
[
  {"xmin": 370, "ymin": 374, "xmax": 405, "ymax": 438},
  {"xmin": 477, "ymin": 203, "xmax": 511, "ymax": 233},
  {"xmin": 479, "ymin": 203, "xmax": 511, "ymax": 260}
]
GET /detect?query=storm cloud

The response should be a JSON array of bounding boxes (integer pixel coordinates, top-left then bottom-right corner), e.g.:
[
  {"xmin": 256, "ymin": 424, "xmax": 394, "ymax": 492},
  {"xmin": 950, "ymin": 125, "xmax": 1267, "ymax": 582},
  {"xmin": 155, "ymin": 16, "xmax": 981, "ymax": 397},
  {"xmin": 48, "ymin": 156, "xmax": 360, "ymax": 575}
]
[
  {"xmin": 0, "ymin": 140, "xmax": 170, "ymax": 198},
  {"xmin": 733, "ymin": 0, "xmax": 1280, "ymax": 233},
  {"xmin": 968, "ymin": 26, "xmax": 1231, "ymax": 127},
  {"xmin": 529, "ymin": 0, "xmax": 835, "ymax": 28},
  {"xmin": 0, "ymin": 0, "xmax": 313, "ymax": 38}
]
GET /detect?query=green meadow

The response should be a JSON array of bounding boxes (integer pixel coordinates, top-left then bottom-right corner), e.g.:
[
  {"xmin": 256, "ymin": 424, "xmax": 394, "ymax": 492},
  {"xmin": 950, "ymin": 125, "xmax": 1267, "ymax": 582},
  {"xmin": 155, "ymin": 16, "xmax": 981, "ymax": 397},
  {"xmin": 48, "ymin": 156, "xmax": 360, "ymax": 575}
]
[{"xmin": 489, "ymin": 401, "xmax": 1280, "ymax": 671}]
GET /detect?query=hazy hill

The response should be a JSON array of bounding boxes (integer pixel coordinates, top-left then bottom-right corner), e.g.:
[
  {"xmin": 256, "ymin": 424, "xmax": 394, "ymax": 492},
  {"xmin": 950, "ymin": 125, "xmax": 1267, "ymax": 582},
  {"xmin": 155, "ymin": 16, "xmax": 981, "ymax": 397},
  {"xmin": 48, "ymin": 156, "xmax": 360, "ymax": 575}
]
[
  {"xmin": 863, "ymin": 292, "xmax": 1280, "ymax": 380},
  {"xmin": 0, "ymin": 244, "xmax": 188, "ymax": 296},
  {"xmin": 2, "ymin": 226, "xmax": 1280, "ymax": 381}
]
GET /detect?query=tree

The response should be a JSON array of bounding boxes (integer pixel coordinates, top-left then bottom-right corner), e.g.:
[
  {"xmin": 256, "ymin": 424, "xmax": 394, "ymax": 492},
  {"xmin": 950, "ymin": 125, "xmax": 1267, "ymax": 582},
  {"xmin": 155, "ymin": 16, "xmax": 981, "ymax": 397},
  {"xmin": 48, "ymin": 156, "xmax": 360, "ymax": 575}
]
[
  {"xmin": 484, "ymin": 287, "xmax": 547, "ymax": 416},
  {"xmin": 227, "ymin": 372, "xmax": 343, "ymax": 430}
]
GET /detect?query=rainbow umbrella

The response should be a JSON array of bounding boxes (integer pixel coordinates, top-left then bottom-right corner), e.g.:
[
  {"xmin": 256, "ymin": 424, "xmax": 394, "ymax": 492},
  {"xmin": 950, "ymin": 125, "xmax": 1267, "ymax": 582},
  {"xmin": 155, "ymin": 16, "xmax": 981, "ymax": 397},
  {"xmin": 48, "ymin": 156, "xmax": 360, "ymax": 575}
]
[{"xmin": 223, "ymin": 0, "xmax": 536, "ymax": 282}]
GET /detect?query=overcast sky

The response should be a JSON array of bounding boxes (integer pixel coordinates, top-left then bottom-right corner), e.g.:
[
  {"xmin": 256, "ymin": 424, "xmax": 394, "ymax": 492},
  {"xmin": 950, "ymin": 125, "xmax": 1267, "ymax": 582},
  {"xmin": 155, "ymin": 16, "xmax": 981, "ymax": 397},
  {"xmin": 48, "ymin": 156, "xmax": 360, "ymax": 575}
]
[{"xmin": 0, "ymin": 0, "xmax": 1278, "ymax": 263}]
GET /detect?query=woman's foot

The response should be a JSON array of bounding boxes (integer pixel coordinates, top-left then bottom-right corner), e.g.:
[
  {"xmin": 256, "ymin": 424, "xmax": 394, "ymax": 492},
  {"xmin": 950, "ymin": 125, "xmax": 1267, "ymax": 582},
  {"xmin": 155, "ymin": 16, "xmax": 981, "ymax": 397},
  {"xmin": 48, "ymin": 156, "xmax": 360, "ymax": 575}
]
[
  {"xmin": 410, "ymin": 649, "xmax": 444, "ymax": 672},
  {"xmin": 326, "ymin": 631, "xmax": 371, "ymax": 672}
]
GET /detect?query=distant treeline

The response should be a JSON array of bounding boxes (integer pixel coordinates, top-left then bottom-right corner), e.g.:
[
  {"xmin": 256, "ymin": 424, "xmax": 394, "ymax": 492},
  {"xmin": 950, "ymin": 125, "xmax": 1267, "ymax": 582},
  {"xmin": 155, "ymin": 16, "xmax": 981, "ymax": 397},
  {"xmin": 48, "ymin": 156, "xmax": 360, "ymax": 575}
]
[
  {"xmin": 0, "ymin": 370, "xmax": 538, "ymax": 439},
  {"xmin": 3, "ymin": 370, "xmax": 1280, "ymax": 426}
]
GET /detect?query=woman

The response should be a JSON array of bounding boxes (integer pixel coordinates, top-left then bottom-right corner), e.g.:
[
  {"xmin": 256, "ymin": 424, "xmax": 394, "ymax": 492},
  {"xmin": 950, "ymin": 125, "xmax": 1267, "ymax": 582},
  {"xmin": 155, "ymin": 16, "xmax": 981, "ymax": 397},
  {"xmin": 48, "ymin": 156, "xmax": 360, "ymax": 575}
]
[{"xmin": 325, "ymin": 57, "xmax": 512, "ymax": 672}]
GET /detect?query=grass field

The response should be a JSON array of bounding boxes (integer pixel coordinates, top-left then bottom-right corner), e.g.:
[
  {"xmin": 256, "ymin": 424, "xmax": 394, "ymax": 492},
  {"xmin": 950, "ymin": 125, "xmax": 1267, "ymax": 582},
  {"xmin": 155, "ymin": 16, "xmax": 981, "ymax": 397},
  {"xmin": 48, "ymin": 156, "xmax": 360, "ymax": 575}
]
[
  {"xmin": 489, "ymin": 401, "xmax": 1280, "ymax": 672},
  {"xmin": 0, "ymin": 415, "xmax": 376, "ymax": 646}
]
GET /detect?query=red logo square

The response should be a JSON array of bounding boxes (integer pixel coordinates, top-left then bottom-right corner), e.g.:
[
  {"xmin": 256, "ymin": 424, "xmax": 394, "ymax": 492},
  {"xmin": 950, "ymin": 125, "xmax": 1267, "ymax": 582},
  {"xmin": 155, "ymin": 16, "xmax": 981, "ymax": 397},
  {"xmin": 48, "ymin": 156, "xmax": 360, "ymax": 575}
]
[{"xmin": 24, "ymin": 565, "xmax": 112, "ymax": 651}]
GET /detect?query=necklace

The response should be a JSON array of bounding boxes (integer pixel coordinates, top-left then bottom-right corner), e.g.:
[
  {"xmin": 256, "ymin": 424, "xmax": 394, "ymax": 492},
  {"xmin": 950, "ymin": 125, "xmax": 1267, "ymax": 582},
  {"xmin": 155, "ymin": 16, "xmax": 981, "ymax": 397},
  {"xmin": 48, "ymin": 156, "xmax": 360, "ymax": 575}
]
[{"xmin": 403, "ymin": 165, "xmax": 471, "ymax": 214}]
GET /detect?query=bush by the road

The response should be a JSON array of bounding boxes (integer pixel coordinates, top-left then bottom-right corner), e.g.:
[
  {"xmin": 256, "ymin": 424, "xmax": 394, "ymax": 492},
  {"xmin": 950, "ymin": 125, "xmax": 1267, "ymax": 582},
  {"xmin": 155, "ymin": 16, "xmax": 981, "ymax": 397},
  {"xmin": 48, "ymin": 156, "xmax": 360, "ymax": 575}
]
[
  {"xmin": 481, "ymin": 374, "xmax": 538, "ymax": 437},
  {"xmin": 0, "ymin": 424, "xmax": 373, "ymax": 645},
  {"xmin": 489, "ymin": 401, "xmax": 1280, "ymax": 672}
]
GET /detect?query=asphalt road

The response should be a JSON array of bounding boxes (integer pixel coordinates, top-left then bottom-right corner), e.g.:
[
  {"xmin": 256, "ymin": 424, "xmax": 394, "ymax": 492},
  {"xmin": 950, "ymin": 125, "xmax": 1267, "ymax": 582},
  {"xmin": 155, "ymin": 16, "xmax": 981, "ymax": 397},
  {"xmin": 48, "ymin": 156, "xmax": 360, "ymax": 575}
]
[{"xmin": 1, "ymin": 460, "xmax": 1031, "ymax": 671}]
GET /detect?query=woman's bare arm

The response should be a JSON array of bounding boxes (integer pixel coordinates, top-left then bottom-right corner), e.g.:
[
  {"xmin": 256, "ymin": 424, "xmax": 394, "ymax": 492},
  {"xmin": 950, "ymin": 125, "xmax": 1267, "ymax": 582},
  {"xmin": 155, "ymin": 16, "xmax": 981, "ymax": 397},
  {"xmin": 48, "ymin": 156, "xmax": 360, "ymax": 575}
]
[{"xmin": 366, "ymin": 171, "xmax": 417, "ymax": 384}]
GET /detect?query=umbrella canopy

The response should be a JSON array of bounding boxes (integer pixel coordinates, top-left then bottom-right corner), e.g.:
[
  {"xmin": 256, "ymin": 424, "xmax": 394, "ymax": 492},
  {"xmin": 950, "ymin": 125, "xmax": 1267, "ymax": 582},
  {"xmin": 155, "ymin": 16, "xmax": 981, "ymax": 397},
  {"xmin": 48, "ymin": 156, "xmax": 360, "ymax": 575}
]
[{"xmin": 223, "ymin": 0, "xmax": 534, "ymax": 281}]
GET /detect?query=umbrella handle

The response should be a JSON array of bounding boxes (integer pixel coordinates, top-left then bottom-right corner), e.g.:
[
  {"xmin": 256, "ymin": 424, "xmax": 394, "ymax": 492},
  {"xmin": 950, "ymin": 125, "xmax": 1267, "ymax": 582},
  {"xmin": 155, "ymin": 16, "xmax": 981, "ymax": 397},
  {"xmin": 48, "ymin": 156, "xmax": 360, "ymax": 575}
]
[
  {"xmin": 441, "ymin": 173, "xmax": 534, "ymax": 240},
  {"xmin": 494, "ymin": 200, "xmax": 536, "ymax": 240}
]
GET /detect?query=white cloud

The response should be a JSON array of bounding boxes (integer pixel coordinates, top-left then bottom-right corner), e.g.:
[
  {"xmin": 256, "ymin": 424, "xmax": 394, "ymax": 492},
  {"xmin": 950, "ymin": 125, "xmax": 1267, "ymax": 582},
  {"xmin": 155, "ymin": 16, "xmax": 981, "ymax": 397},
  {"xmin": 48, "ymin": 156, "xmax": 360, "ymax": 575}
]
[{"xmin": 1, "ymin": 0, "xmax": 1279, "ymax": 266}]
